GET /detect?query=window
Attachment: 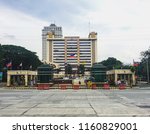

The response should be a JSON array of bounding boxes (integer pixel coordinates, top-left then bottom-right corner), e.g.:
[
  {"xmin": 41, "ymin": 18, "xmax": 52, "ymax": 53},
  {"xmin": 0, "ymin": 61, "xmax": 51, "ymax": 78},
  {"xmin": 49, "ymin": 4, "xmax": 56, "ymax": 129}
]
[
  {"xmin": 53, "ymin": 42, "xmax": 65, "ymax": 44},
  {"xmin": 80, "ymin": 50, "xmax": 91, "ymax": 52}
]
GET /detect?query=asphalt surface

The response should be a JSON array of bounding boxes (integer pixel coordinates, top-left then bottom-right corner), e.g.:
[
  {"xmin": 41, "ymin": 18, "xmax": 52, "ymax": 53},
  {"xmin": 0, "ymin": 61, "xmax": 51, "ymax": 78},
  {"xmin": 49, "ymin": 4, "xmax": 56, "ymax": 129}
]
[{"xmin": 0, "ymin": 87, "xmax": 150, "ymax": 116}]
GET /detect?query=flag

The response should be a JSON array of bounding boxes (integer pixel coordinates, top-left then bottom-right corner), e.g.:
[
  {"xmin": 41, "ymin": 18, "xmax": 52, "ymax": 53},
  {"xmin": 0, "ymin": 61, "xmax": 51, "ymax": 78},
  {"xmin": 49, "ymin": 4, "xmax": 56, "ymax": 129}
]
[
  {"xmin": 133, "ymin": 60, "xmax": 139, "ymax": 67},
  {"xmin": 133, "ymin": 62, "xmax": 139, "ymax": 67},
  {"xmin": 29, "ymin": 65, "xmax": 32, "ymax": 70},
  {"xmin": 6, "ymin": 62, "xmax": 12, "ymax": 68},
  {"xmin": 69, "ymin": 53, "xmax": 77, "ymax": 58},
  {"xmin": 19, "ymin": 63, "xmax": 22, "ymax": 67}
]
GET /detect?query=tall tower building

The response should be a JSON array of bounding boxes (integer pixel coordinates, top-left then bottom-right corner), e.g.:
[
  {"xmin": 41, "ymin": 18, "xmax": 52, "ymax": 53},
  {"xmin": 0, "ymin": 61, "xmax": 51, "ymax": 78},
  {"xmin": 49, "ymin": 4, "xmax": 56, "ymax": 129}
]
[
  {"xmin": 46, "ymin": 32, "xmax": 97, "ymax": 71},
  {"xmin": 42, "ymin": 24, "xmax": 62, "ymax": 61}
]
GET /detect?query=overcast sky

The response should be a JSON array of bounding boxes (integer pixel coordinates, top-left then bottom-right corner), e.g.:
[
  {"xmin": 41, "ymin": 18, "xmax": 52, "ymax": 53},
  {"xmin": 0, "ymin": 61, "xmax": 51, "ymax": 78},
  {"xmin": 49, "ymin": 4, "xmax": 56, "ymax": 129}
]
[{"xmin": 0, "ymin": 0, "xmax": 150, "ymax": 64}]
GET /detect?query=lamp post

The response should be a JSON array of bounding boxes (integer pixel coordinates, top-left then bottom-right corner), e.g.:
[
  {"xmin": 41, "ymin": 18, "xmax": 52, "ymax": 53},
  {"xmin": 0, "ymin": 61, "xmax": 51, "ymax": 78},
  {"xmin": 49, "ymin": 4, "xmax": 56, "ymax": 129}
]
[{"xmin": 147, "ymin": 56, "xmax": 149, "ymax": 83}]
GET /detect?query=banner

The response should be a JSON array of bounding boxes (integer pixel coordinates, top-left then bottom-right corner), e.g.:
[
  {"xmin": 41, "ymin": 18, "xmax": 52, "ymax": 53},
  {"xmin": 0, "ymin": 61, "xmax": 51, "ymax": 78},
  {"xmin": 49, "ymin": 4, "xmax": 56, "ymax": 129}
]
[{"xmin": 0, "ymin": 117, "xmax": 149, "ymax": 134}]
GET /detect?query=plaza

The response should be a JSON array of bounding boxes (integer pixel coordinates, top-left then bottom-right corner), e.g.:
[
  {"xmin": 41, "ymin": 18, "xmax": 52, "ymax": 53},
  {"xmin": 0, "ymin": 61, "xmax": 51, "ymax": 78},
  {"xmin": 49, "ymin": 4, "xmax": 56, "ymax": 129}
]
[{"xmin": 0, "ymin": 87, "xmax": 150, "ymax": 116}]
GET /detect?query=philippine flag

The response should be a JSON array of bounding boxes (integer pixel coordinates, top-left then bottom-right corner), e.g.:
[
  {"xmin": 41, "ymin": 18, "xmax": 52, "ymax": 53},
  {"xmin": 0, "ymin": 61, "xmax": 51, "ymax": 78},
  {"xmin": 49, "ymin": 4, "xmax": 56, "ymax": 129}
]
[
  {"xmin": 6, "ymin": 62, "xmax": 12, "ymax": 68},
  {"xmin": 133, "ymin": 60, "xmax": 139, "ymax": 67},
  {"xmin": 69, "ymin": 53, "xmax": 77, "ymax": 58}
]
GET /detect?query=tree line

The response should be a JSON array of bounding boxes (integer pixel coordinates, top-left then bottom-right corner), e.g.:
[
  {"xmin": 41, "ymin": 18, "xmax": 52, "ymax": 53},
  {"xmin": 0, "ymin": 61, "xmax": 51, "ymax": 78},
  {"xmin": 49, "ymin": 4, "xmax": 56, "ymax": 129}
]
[
  {"xmin": 100, "ymin": 49, "xmax": 150, "ymax": 81},
  {"xmin": 0, "ymin": 44, "xmax": 149, "ymax": 81},
  {"xmin": 0, "ymin": 44, "xmax": 42, "ymax": 71}
]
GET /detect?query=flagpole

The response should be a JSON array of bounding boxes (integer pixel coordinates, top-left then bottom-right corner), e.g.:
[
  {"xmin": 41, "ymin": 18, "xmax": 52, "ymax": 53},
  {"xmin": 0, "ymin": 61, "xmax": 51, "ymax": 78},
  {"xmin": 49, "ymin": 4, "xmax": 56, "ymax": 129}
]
[
  {"xmin": 147, "ymin": 56, "xmax": 149, "ymax": 83},
  {"xmin": 89, "ymin": 21, "xmax": 91, "ymax": 33}
]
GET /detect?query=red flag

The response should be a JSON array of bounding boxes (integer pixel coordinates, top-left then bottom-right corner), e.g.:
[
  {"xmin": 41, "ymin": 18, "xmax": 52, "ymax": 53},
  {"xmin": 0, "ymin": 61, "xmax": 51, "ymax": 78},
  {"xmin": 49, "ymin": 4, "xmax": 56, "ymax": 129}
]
[
  {"xmin": 134, "ymin": 63, "xmax": 139, "ymax": 67},
  {"xmin": 133, "ymin": 62, "xmax": 139, "ymax": 67},
  {"xmin": 6, "ymin": 62, "xmax": 12, "ymax": 68},
  {"xmin": 133, "ymin": 60, "xmax": 139, "ymax": 67},
  {"xmin": 69, "ymin": 53, "xmax": 77, "ymax": 58}
]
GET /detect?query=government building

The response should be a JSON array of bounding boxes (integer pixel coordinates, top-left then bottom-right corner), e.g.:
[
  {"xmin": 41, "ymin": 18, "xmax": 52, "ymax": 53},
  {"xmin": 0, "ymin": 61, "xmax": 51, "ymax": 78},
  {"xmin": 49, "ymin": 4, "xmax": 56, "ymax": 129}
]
[
  {"xmin": 42, "ymin": 24, "xmax": 63, "ymax": 61},
  {"xmin": 46, "ymin": 32, "xmax": 97, "ymax": 71}
]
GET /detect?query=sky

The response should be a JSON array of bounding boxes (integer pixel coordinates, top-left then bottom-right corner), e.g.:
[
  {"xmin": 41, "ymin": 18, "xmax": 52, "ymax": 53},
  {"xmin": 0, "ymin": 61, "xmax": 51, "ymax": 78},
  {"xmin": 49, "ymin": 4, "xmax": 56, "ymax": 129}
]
[{"xmin": 0, "ymin": 0, "xmax": 150, "ymax": 64}]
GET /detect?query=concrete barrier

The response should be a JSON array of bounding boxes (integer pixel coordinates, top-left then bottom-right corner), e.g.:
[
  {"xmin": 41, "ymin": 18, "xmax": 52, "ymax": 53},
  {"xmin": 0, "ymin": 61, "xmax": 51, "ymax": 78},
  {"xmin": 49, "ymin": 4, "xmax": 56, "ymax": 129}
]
[
  {"xmin": 73, "ymin": 85, "xmax": 80, "ymax": 90},
  {"xmin": 92, "ymin": 84, "xmax": 97, "ymax": 90},
  {"xmin": 119, "ymin": 84, "xmax": 126, "ymax": 90},
  {"xmin": 103, "ymin": 83, "xmax": 110, "ymax": 90},
  {"xmin": 60, "ymin": 84, "xmax": 67, "ymax": 90}
]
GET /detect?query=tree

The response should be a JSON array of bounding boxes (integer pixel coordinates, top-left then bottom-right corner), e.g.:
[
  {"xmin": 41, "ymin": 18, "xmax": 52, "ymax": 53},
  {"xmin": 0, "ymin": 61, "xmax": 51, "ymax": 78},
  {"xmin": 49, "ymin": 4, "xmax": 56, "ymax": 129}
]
[
  {"xmin": 77, "ymin": 64, "xmax": 85, "ymax": 76},
  {"xmin": 0, "ymin": 44, "xmax": 42, "ymax": 71},
  {"xmin": 141, "ymin": 48, "xmax": 150, "ymax": 60},
  {"xmin": 100, "ymin": 57, "xmax": 123, "ymax": 70},
  {"xmin": 139, "ymin": 48, "xmax": 150, "ymax": 80},
  {"xmin": 0, "ymin": 44, "xmax": 3, "ymax": 71},
  {"xmin": 130, "ymin": 66, "xmax": 136, "ymax": 72},
  {"xmin": 65, "ymin": 63, "xmax": 72, "ymax": 76}
]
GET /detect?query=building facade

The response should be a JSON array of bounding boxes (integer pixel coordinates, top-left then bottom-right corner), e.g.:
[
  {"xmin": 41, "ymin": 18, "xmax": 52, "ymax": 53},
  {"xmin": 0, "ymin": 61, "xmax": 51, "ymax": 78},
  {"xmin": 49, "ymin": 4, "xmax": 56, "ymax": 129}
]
[
  {"xmin": 42, "ymin": 24, "xmax": 62, "ymax": 61},
  {"xmin": 46, "ymin": 32, "xmax": 97, "ymax": 71},
  {"xmin": 7, "ymin": 70, "xmax": 37, "ymax": 86},
  {"xmin": 107, "ymin": 69, "xmax": 136, "ymax": 86}
]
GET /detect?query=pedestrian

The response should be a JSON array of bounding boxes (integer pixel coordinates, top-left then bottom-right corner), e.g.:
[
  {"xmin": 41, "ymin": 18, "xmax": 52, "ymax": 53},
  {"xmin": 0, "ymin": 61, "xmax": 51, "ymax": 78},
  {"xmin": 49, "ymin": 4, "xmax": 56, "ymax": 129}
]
[
  {"xmin": 30, "ymin": 79, "xmax": 33, "ymax": 87},
  {"xmin": 117, "ymin": 79, "xmax": 121, "ymax": 86},
  {"xmin": 87, "ymin": 81, "xmax": 92, "ymax": 88},
  {"xmin": 79, "ymin": 81, "xmax": 81, "ymax": 85},
  {"xmin": 130, "ymin": 79, "xmax": 133, "ymax": 88}
]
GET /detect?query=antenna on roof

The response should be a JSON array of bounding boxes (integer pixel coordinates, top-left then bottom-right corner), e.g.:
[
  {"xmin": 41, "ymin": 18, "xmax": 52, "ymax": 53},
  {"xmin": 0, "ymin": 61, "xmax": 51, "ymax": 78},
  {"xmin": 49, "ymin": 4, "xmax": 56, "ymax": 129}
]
[
  {"xmin": 50, "ymin": 20, "xmax": 56, "ymax": 25},
  {"xmin": 89, "ymin": 21, "xmax": 91, "ymax": 33}
]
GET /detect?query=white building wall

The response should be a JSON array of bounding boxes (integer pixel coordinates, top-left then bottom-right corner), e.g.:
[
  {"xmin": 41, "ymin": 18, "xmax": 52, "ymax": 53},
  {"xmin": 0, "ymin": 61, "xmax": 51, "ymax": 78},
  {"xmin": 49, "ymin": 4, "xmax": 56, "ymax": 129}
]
[
  {"xmin": 46, "ymin": 33, "xmax": 97, "ymax": 72},
  {"xmin": 42, "ymin": 24, "xmax": 62, "ymax": 61}
]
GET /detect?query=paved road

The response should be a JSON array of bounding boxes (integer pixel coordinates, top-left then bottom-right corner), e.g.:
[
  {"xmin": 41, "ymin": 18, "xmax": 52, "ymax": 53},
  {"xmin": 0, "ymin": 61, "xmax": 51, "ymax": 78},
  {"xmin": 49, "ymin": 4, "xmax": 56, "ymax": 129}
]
[{"xmin": 0, "ymin": 88, "xmax": 150, "ymax": 116}]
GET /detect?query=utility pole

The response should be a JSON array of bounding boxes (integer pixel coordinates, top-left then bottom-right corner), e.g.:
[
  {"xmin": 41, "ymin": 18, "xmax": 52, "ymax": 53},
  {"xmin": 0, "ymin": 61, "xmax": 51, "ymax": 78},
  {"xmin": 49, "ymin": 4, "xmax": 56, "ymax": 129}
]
[{"xmin": 147, "ymin": 56, "xmax": 149, "ymax": 83}]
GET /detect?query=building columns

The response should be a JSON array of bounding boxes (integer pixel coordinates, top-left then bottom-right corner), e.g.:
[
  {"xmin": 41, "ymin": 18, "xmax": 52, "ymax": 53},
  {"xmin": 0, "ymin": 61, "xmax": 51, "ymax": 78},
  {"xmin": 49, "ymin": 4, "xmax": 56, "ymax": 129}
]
[
  {"xmin": 25, "ymin": 74, "xmax": 28, "ymax": 86},
  {"xmin": 115, "ymin": 73, "xmax": 118, "ymax": 83},
  {"xmin": 132, "ymin": 73, "xmax": 136, "ymax": 85},
  {"xmin": 7, "ymin": 74, "xmax": 11, "ymax": 86}
]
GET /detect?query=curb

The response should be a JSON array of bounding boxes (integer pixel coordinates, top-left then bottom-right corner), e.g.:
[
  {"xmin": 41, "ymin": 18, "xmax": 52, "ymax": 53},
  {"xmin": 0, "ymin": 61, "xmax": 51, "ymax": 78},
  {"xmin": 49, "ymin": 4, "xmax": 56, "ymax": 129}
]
[{"xmin": 3, "ymin": 86, "xmax": 131, "ymax": 90}]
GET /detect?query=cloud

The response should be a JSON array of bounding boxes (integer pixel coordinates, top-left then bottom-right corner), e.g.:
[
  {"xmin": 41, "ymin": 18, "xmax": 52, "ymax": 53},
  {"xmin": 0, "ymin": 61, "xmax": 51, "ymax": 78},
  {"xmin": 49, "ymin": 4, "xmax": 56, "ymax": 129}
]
[
  {"xmin": 0, "ymin": 5, "xmax": 48, "ymax": 59},
  {"xmin": 0, "ymin": 0, "xmax": 150, "ymax": 63},
  {"xmin": 0, "ymin": 0, "xmax": 92, "ymax": 22},
  {"xmin": 0, "ymin": 33, "xmax": 16, "ymax": 40}
]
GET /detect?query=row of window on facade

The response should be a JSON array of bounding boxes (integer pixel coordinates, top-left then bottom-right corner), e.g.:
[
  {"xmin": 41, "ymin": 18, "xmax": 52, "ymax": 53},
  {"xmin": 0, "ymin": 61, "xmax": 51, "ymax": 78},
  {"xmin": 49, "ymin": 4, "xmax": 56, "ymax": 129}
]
[{"xmin": 53, "ymin": 42, "xmax": 91, "ymax": 44}]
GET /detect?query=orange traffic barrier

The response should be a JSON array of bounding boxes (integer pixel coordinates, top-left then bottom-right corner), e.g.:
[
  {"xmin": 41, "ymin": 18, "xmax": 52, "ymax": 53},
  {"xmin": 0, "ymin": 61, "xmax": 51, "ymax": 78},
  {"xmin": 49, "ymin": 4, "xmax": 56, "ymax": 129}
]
[
  {"xmin": 103, "ymin": 83, "xmax": 110, "ymax": 90},
  {"xmin": 37, "ymin": 84, "xmax": 49, "ymax": 90},
  {"xmin": 73, "ymin": 85, "xmax": 80, "ymax": 90},
  {"xmin": 119, "ymin": 84, "xmax": 126, "ymax": 90},
  {"xmin": 60, "ymin": 84, "xmax": 67, "ymax": 90},
  {"xmin": 92, "ymin": 84, "xmax": 97, "ymax": 89}
]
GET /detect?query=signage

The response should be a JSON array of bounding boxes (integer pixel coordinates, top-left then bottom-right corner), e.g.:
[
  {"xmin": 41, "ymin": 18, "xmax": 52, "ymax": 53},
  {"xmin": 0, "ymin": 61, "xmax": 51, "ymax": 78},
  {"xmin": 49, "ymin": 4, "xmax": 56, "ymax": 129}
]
[{"xmin": 0, "ymin": 72, "xmax": 3, "ymax": 81}]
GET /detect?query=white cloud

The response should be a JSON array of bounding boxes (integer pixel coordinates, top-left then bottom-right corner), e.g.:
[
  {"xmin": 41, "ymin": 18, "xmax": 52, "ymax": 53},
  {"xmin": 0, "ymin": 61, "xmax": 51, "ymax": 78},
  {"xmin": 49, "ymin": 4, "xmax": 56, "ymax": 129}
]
[
  {"xmin": 1, "ymin": 0, "xmax": 150, "ymax": 64},
  {"xmin": 0, "ymin": 6, "xmax": 48, "ymax": 59},
  {"xmin": 80, "ymin": 0, "xmax": 150, "ymax": 63}
]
